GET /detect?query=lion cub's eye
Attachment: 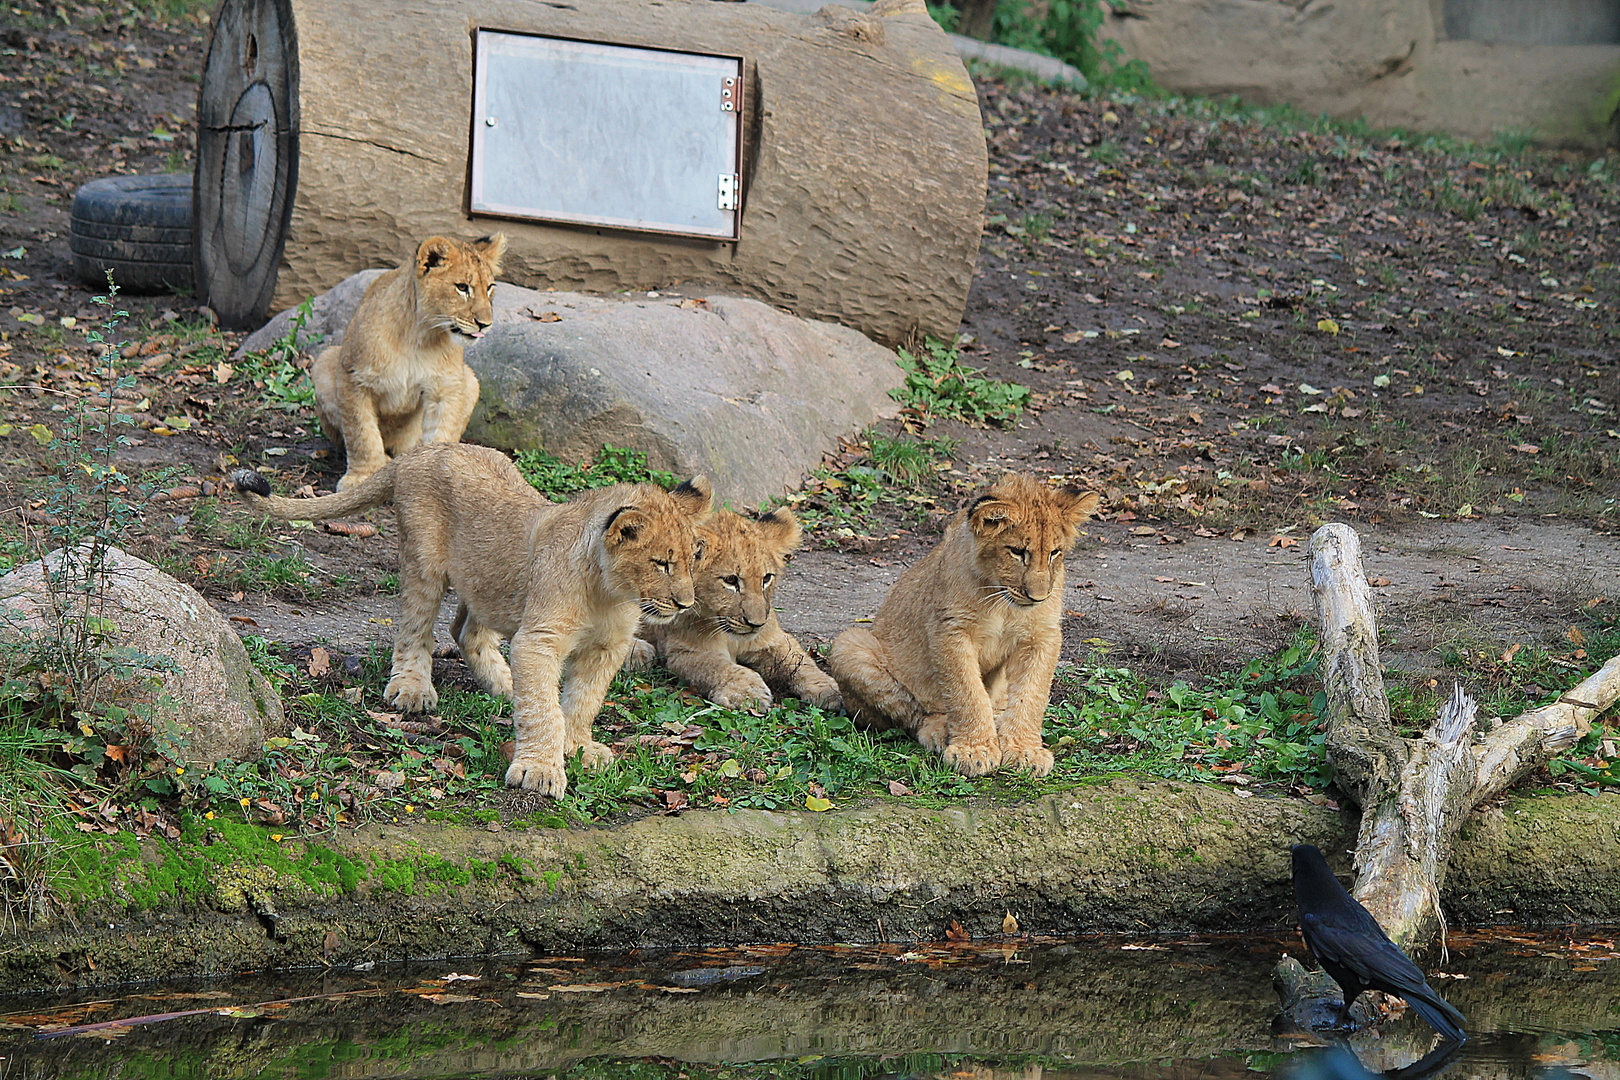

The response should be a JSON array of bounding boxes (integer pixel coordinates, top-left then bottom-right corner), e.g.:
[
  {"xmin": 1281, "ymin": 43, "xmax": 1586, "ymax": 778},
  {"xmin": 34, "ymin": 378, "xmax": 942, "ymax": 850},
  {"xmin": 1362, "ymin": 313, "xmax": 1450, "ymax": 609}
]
[
  {"xmin": 654, "ymin": 559, "xmax": 673, "ymax": 574},
  {"xmin": 486, "ymin": 283, "xmax": 495, "ymax": 296},
  {"xmin": 455, "ymin": 283, "xmax": 472, "ymax": 297},
  {"xmin": 1050, "ymin": 548, "xmax": 1063, "ymax": 561},
  {"xmin": 1008, "ymin": 546, "xmax": 1029, "ymax": 561},
  {"xmin": 762, "ymin": 573, "xmax": 775, "ymax": 586},
  {"xmin": 722, "ymin": 575, "xmax": 741, "ymax": 590}
]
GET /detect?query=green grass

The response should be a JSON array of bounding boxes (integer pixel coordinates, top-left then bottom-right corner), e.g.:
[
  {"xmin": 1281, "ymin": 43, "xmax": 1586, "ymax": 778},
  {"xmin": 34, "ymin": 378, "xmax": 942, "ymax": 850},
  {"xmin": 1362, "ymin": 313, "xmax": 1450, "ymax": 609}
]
[
  {"xmin": 514, "ymin": 444, "xmax": 676, "ymax": 502},
  {"xmin": 891, "ymin": 337, "xmax": 1030, "ymax": 427}
]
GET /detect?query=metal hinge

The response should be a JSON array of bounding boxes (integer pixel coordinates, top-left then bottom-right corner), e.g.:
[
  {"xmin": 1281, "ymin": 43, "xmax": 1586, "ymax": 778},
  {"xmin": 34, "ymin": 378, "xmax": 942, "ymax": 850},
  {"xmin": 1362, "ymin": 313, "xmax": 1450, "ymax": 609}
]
[
  {"xmin": 717, "ymin": 173, "xmax": 739, "ymax": 211},
  {"xmin": 722, "ymin": 75, "xmax": 741, "ymax": 113}
]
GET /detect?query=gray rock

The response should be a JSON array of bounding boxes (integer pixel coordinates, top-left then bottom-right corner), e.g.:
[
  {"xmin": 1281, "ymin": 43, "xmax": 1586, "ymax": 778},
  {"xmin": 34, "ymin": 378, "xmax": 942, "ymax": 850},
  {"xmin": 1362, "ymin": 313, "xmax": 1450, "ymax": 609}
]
[
  {"xmin": 0, "ymin": 544, "xmax": 285, "ymax": 764},
  {"xmin": 238, "ymin": 275, "xmax": 907, "ymax": 509},
  {"xmin": 235, "ymin": 268, "xmax": 385, "ymax": 359}
]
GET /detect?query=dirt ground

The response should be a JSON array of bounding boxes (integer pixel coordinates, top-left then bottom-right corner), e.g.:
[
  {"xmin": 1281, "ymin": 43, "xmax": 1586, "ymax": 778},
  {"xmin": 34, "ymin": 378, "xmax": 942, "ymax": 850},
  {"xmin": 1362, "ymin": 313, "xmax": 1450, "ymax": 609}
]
[{"xmin": 1, "ymin": 3, "xmax": 1617, "ymax": 694}]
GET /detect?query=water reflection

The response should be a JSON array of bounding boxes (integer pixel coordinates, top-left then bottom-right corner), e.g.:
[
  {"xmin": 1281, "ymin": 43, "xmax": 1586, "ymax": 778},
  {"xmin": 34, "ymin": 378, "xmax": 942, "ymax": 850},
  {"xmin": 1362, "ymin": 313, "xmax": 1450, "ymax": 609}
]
[{"xmin": 1, "ymin": 930, "xmax": 1616, "ymax": 1080}]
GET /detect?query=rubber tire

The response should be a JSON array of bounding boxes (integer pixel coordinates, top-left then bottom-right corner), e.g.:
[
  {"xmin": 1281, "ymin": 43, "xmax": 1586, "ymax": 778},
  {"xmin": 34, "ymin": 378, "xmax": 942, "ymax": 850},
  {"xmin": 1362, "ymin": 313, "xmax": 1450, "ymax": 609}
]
[{"xmin": 70, "ymin": 174, "xmax": 194, "ymax": 294}]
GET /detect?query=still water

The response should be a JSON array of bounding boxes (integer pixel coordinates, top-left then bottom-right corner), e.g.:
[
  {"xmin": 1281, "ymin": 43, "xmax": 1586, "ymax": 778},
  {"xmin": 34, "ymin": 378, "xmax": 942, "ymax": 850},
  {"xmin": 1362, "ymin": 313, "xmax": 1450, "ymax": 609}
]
[{"xmin": 1, "ymin": 930, "xmax": 1615, "ymax": 1080}]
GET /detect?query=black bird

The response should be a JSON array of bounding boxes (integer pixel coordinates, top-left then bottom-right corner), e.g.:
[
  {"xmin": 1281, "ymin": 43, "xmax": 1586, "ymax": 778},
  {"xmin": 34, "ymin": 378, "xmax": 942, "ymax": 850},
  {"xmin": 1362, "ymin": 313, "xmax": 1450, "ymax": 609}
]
[{"xmin": 1292, "ymin": 844, "xmax": 1467, "ymax": 1043}]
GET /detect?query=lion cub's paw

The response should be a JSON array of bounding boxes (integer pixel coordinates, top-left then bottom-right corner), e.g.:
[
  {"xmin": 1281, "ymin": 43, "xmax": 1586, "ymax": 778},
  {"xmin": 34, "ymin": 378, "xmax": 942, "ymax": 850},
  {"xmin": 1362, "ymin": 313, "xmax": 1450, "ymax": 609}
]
[
  {"xmin": 574, "ymin": 740, "xmax": 615, "ymax": 769},
  {"xmin": 384, "ymin": 672, "xmax": 439, "ymax": 714},
  {"xmin": 622, "ymin": 637, "xmax": 657, "ymax": 672},
  {"xmin": 804, "ymin": 683, "xmax": 845, "ymax": 713},
  {"xmin": 506, "ymin": 757, "xmax": 567, "ymax": 796},
  {"xmin": 943, "ymin": 738, "xmax": 1003, "ymax": 777},
  {"xmin": 712, "ymin": 671, "xmax": 773, "ymax": 711},
  {"xmin": 915, "ymin": 714, "xmax": 952, "ymax": 753},
  {"xmin": 1001, "ymin": 744, "xmax": 1055, "ymax": 777}
]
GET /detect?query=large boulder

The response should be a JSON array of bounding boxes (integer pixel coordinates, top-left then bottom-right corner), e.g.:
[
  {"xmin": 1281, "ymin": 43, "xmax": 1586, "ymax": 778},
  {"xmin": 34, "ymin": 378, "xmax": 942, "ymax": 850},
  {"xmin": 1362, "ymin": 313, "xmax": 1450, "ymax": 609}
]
[
  {"xmin": 0, "ymin": 545, "xmax": 285, "ymax": 764},
  {"xmin": 240, "ymin": 277, "xmax": 906, "ymax": 508}
]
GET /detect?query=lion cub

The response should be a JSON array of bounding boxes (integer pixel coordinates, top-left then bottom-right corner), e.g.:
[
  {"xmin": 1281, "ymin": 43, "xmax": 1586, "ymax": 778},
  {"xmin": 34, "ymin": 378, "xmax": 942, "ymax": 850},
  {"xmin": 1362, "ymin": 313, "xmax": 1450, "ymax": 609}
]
[
  {"xmin": 231, "ymin": 442, "xmax": 711, "ymax": 797},
  {"xmin": 828, "ymin": 474, "xmax": 1099, "ymax": 777},
  {"xmin": 312, "ymin": 233, "xmax": 506, "ymax": 491},
  {"xmin": 627, "ymin": 508, "xmax": 843, "ymax": 712}
]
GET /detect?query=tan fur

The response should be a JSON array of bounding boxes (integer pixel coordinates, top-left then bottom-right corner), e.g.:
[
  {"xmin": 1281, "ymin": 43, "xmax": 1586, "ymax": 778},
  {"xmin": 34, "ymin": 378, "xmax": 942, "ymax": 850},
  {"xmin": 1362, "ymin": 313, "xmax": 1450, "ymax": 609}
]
[
  {"xmin": 827, "ymin": 474, "xmax": 1100, "ymax": 777},
  {"xmin": 233, "ymin": 442, "xmax": 711, "ymax": 797},
  {"xmin": 312, "ymin": 233, "xmax": 507, "ymax": 491},
  {"xmin": 625, "ymin": 509, "xmax": 842, "ymax": 712}
]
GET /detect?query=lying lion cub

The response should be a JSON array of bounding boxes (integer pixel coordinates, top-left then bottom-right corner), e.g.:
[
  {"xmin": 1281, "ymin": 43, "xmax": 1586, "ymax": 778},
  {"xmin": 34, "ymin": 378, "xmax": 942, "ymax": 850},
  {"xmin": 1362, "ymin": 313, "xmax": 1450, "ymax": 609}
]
[
  {"xmin": 231, "ymin": 442, "xmax": 711, "ymax": 797},
  {"xmin": 626, "ymin": 508, "xmax": 843, "ymax": 712},
  {"xmin": 828, "ymin": 474, "xmax": 1099, "ymax": 777},
  {"xmin": 312, "ymin": 233, "xmax": 506, "ymax": 491}
]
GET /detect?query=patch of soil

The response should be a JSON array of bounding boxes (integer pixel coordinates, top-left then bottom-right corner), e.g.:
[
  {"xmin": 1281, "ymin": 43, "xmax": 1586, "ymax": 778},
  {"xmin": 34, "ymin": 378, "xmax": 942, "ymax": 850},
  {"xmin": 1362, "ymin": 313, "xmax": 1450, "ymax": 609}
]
[{"xmin": 2, "ymin": 3, "xmax": 1616, "ymax": 694}]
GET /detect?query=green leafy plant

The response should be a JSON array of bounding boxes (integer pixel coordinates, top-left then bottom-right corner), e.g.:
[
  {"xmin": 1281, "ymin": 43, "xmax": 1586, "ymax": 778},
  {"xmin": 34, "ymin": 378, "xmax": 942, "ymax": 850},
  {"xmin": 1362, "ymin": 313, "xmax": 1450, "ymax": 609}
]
[
  {"xmin": 972, "ymin": 0, "xmax": 1156, "ymax": 91},
  {"xmin": 514, "ymin": 444, "xmax": 676, "ymax": 502},
  {"xmin": 0, "ymin": 282, "xmax": 183, "ymax": 922},
  {"xmin": 233, "ymin": 297, "xmax": 319, "ymax": 413},
  {"xmin": 891, "ymin": 337, "xmax": 1030, "ymax": 427}
]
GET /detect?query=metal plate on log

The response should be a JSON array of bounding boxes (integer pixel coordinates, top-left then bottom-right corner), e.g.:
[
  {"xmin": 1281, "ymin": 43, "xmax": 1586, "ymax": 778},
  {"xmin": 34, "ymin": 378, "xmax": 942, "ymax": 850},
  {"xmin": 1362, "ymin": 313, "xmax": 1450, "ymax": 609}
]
[{"xmin": 469, "ymin": 31, "xmax": 743, "ymax": 240}]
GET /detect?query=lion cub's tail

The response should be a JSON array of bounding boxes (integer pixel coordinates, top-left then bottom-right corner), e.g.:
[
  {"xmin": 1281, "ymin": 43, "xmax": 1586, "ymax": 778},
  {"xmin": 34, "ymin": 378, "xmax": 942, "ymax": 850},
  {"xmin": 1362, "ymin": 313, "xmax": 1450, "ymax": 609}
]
[{"xmin": 228, "ymin": 464, "xmax": 396, "ymax": 521}]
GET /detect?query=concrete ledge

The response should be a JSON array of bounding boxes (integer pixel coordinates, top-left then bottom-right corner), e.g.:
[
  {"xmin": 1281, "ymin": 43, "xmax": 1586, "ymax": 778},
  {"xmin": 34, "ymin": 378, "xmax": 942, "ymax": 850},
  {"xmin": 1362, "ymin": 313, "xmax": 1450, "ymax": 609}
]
[{"xmin": 5, "ymin": 781, "xmax": 1618, "ymax": 991}]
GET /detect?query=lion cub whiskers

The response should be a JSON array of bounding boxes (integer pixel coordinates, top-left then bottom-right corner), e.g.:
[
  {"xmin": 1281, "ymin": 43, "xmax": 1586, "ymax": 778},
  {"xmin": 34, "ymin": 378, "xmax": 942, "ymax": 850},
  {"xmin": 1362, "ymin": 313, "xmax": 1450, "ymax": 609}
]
[{"xmin": 827, "ymin": 474, "xmax": 1099, "ymax": 778}]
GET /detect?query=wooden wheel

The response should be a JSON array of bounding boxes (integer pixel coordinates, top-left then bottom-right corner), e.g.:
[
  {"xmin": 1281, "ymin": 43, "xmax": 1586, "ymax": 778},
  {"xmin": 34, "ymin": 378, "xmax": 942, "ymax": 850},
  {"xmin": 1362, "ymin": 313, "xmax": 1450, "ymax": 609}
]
[{"xmin": 193, "ymin": 0, "xmax": 299, "ymax": 330}]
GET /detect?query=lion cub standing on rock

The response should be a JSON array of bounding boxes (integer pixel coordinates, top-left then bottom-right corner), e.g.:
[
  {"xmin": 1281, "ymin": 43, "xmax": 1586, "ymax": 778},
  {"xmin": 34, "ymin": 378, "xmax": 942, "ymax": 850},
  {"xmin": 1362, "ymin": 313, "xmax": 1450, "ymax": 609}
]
[
  {"xmin": 231, "ymin": 442, "xmax": 712, "ymax": 797},
  {"xmin": 627, "ymin": 508, "xmax": 843, "ymax": 712},
  {"xmin": 312, "ymin": 233, "xmax": 506, "ymax": 491},
  {"xmin": 828, "ymin": 475, "xmax": 1099, "ymax": 777}
]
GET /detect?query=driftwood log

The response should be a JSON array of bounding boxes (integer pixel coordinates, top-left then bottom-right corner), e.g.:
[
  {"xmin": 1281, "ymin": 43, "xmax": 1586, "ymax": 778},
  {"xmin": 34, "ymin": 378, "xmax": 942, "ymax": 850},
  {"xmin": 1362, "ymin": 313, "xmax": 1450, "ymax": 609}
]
[
  {"xmin": 1277, "ymin": 523, "xmax": 1620, "ymax": 1020},
  {"xmin": 194, "ymin": 0, "xmax": 987, "ymax": 340}
]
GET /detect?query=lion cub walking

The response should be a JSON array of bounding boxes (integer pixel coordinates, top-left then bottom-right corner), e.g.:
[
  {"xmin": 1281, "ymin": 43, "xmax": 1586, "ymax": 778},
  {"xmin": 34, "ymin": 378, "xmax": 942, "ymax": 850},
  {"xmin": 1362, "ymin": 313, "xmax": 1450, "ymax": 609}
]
[
  {"xmin": 627, "ymin": 508, "xmax": 843, "ymax": 712},
  {"xmin": 828, "ymin": 475, "xmax": 1099, "ymax": 777},
  {"xmin": 232, "ymin": 442, "xmax": 711, "ymax": 797},
  {"xmin": 312, "ymin": 233, "xmax": 506, "ymax": 491}
]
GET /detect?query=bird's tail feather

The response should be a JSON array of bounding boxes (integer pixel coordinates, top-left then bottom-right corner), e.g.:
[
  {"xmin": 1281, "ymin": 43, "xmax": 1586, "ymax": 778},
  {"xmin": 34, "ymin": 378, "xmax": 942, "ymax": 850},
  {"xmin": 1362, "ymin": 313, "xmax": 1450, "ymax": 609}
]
[{"xmin": 1405, "ymin": 987, "xmax": 1466, "ymax": 1043}]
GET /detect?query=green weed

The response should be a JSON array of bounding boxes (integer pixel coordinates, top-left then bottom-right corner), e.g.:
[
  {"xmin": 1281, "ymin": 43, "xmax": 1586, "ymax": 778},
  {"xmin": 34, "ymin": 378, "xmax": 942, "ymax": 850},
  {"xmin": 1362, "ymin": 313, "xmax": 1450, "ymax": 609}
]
[
  {"xmin": 232, "ymin": 298, "xmax": 318, "ymax": 414},
  {"xmin": 514, "ymin": 444, "xmax": 676, "ymax": 502},
  {"xmin": 892, "ymin": 337, "xmax": 1030, "ymax": 427}
]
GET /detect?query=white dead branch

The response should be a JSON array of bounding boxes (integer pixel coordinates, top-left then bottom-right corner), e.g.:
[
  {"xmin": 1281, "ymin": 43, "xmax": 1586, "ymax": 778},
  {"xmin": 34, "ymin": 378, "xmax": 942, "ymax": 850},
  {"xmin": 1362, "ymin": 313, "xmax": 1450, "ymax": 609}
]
[{"xmin": 1307, "ymin": 523, "xmax": 1620, "ymax": 950}]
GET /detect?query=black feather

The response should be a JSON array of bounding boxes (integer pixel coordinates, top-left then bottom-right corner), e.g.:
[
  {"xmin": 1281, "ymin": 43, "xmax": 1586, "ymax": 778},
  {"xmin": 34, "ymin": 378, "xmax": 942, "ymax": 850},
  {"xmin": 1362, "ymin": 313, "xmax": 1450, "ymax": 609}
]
[
  {"xmin": 228, "ymin": 468, "xmax": 271, "ymax": 497},
  {"xmin": 1292, "ymin": 844, "xmax": 1466, "ymax": 1043}
]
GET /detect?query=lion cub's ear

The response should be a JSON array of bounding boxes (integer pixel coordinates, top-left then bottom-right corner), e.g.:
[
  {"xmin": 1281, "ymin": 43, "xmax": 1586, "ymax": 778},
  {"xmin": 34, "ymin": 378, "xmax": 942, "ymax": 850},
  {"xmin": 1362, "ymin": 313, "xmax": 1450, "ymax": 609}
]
[
  {"xmin": 1055, "ymin": 487, "xmax": 1101, "ymax": 526},
  {"xmin": 755, "ymin": 507, "xmax": 802, "ymax": 555},
  {"xmin": 605, "ymin": 507, "xmax": 650, "ymax": 547},
  {"xmin": 473, "ymin": 232, "xmax": 508, "ymax": 273},
  {"xmin": 416, "ymin": 236, "xmax": 455, "ymax": 274},
  {"xmin": 968, "ymin": 494, "xmax": 1019, "ymax": 538},
  {"xmin": 669, "ymin": 476, "xmax": 713, "ymax": 518}
]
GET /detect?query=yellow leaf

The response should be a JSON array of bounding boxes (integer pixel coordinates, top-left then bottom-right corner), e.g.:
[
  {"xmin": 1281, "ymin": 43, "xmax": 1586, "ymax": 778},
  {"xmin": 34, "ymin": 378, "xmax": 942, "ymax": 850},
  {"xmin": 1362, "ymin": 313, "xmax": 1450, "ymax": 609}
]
[
  {"xmin": 718, "ymin": 759, "xmax": 742, "ymax": 778},
  {"xmin": 804, "ymin": 795, "xmax": 833, "ymax": 812},
  {"xmin": 0, "ymin": 423, "xmax": 10, "ymax": 437},
  {"xmin": 1316, "ymin": 319, "xmax": 1340, "ymax": 335},
  {"xmin": 28, "ymin": 423, "xmax": 52, "ymax": 445},
  {"xmin": 1115, "ymin": 369, "xmax": 1134, "ymax": 381}
]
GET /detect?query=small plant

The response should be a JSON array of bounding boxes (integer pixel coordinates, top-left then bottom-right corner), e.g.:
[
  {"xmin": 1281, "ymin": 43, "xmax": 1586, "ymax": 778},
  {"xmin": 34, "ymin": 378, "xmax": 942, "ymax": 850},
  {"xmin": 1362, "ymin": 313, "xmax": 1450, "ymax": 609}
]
[
  {"xmin": 891, "ymin": 337, "xmax": 1030, "ymax": 427},
  {"xmin": 233, "ymin": 297, "xmax": 319, "ymax": 413},
  {"xmin": 866, "ymin": 432, "xmax": 958, "ymax": 485},
  {"xmin": 0, "ymin": 282, "xmax": 183, "ymax": 923},
  {"xmin": 514, "ymin": 444, "xmax": 676, "ymax": 502},
  {"xmin": 1089, "ymin": 139, "xmax": 1124, "ymax": 165}
]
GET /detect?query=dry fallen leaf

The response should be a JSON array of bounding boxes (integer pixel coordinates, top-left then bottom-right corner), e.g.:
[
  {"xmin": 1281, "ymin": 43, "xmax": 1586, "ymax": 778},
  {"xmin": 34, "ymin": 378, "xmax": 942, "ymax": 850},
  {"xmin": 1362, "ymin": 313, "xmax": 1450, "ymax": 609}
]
[
  {"xmin": 1002, "ymin": 911, "xmax": 1019, "ymax": 935},
  {"xmin": 308, "ymin": 646, "xmax": 330, "ymax": 678}
]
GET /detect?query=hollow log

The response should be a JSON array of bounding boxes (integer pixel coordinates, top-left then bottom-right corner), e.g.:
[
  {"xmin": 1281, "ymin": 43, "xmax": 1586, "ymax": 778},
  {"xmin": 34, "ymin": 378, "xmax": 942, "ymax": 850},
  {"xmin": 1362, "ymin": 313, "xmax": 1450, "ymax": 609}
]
[
  {"xmin": 194, "ymin": 0, "xmax": 987, "ymax": 341},
  {"xmin": 1304, "ymin": 523, "xmax": 1620, "ymax": 953}
]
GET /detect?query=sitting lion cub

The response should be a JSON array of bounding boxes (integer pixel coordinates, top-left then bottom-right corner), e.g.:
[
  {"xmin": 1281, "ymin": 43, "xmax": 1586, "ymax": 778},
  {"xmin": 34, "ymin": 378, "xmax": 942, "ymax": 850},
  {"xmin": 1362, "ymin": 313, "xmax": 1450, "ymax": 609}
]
[
  {"xmin": 312, "ymin": 233, "xmax": 506, "ymax": 491},
  {"xmin": 627, "ymin": 508, "xmax": 842, "ymax": 712},
  {"xmin": 828, "ymin": 474, "xmax": 1099, "ymax": 777},
  {"xmin": 231, "ymin": 442, "xmax": 711, "ymax": 797}
]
